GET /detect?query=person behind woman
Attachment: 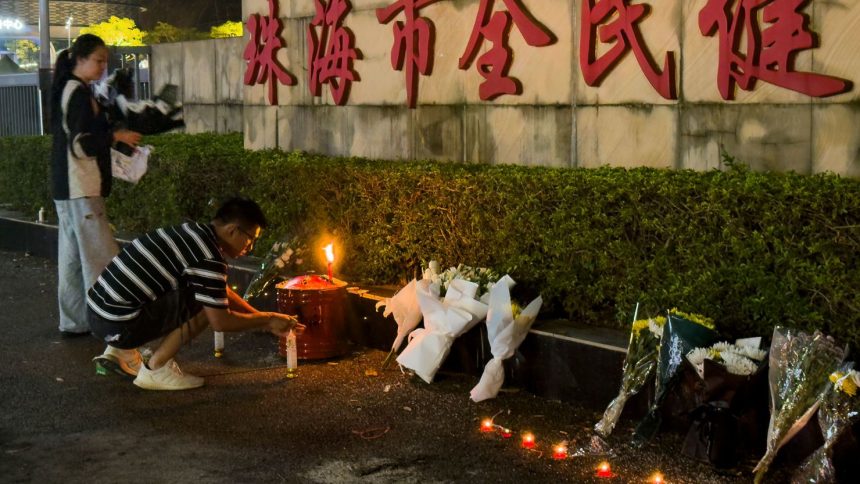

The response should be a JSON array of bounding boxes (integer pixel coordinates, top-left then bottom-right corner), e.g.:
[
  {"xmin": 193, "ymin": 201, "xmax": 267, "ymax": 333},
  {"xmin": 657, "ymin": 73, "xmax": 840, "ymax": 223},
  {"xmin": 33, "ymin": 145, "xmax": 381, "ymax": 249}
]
[{"xmin": 51, "ymin": 33, "xmax": 142, "ymax": 336}]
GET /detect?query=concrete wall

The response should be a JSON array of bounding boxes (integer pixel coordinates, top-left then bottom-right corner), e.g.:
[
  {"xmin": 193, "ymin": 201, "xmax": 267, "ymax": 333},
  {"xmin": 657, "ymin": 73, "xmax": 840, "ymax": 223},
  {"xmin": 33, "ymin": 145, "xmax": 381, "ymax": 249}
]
[
  {"xmin": 151, "ymin": 38, "xmax": 245, "ymax": 135},
  {"xmin": 153, "ymin": 0, "xmax": 860, "ymax": 176}
]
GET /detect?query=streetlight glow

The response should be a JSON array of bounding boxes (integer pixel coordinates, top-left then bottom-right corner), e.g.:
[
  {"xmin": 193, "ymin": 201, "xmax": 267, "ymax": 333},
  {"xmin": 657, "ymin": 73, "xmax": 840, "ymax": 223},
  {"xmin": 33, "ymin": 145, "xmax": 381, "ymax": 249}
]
[{"xmin": 65, "ymin": 17, "xmax": 73, "ymax": 47}]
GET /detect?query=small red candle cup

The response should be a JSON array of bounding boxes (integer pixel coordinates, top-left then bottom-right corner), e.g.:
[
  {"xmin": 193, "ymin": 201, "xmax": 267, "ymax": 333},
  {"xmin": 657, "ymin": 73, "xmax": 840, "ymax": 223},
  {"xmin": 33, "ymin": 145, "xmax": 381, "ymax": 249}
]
[
  {"xmin": 596, "ymin": 461, "xmax": 614, "ymax": 478},
  {"xmin": 521, "ymin": 432, "xmax": 536, "ymax": 449},
  {"xmin": 552, "ymin": 444, "xmax": 568, "ymax": 460},
  {"xmin": 500, "ymin": 428, "xmax": 512, "ymax": 438},
  {"xmin": 480, "ymin": 419, "xmax": 494, "ymax": 433}
]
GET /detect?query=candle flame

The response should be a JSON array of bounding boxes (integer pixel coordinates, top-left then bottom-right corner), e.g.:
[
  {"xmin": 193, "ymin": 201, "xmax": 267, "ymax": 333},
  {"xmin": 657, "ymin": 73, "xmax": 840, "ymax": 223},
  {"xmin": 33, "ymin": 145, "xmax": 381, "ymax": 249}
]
[
  {"xmin": 323, "ymin": 243, "xmax": 334, "ymax": 263},
  {"xmin": 598, "ymin": 462, "xmax": 610, "ymax": 472},
  {"xmin": 650, "ymin": 472, "xmax": 664, "ymax": 484}
]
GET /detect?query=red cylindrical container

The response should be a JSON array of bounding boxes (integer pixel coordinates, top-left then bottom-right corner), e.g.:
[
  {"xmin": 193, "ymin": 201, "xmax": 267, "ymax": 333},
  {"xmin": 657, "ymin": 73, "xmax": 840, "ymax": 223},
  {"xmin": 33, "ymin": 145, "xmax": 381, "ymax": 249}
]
[{"xmin": 276, "ymin": 275, "xmax": 350, "ymax": 360}]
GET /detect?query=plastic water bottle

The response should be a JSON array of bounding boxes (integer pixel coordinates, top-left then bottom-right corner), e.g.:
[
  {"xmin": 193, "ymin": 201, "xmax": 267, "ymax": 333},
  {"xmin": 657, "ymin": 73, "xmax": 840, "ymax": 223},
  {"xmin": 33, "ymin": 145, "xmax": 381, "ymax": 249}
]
[
  {"xmin": 285, "ymin": 330, "xmax": 298, "ymax": 378},
  {"xmin": 214, "ymin": 331, "xmax": 224, "ymax": 358},
  {"xmin": 37, "ymin": 207, "xmax": 45, "ymax": 223}
]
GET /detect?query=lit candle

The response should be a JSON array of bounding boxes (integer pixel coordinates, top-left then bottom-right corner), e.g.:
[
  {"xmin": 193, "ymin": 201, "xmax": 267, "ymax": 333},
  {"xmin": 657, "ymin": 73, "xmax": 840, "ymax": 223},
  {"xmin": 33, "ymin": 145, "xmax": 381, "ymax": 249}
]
[
  {"xmin": 552, "ymin": 443, "xmax": 568, "ymax": 460},
  {"xmin": 480, "ymin": 419, "xmax": 494, "ymax": 432},
  {"xmin": 521, "ymin": 432, "xmax": 535, "ymax": 449},
  {"xmin": 500, "ymin": 428, "xmax": 512, "ymax": 438},
  {"xmin": 649, "ymin": 472, "xmax": 664, "ymax": 484},
  {"xmin": 323, "ymin": 243, "xmax": 334, "ymax": 280},
  {"xmin": 596, "ymin": 461, "xmax": 613, "ymax": 478}
]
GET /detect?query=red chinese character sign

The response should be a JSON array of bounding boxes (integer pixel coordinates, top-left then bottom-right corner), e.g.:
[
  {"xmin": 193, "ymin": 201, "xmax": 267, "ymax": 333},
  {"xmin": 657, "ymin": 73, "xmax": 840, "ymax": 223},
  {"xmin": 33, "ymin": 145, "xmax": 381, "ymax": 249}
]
[
  {"xmin": 307, "ymin": 0, "xmax": 360, "ymax": 105},
  {"xmin": 580, "ymin": 0, "xmax": 677, "ymax": 100},
  {"xmin": 244, "ymin": 0, "xmax": 297, "ymax": 105},
  {"xmin": 458, "ymin": 0, "xmax": 556, "ymax": 101},
  {"xmin": 377, "ymin": 0, "xmax": 442, "ymax": 108},
  {"xmin": 699, "ymin": 0, "xmax": 851, "ymax": 100}
]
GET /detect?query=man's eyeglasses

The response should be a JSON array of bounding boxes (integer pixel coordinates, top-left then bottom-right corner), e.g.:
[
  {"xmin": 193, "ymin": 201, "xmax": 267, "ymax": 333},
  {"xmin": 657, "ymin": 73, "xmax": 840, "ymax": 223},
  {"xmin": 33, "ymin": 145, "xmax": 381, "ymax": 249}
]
[{"xmin": 237, "ymin": 226, "xmax": 260, "ymax": 251}]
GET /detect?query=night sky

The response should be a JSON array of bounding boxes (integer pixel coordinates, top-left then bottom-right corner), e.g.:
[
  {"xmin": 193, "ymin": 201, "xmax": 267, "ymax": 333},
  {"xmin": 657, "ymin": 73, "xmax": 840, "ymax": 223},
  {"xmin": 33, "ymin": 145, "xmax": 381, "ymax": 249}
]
[{"xmin": 138, "ymin": 0, "xmax": 243, "ymax": 30}]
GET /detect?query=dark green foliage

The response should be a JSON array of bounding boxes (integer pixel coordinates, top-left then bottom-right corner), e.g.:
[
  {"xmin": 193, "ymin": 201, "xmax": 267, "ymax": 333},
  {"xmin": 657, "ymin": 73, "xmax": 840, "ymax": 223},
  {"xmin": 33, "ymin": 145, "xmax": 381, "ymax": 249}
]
[
  {"xmin": 1, "ymin": 133, "xmax": 858, "ymax": 349},
  {"xmin": 0, "ymin": 135, "xmax": 51, "ymax": 214}
]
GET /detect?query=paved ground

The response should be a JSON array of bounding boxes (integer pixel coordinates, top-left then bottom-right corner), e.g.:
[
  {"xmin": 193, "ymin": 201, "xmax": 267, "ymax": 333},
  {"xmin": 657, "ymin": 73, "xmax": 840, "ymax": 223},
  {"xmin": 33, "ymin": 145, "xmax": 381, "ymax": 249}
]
[{"xmin": 0, "ymin": 250, "xmax": 796, "ymax": 484}]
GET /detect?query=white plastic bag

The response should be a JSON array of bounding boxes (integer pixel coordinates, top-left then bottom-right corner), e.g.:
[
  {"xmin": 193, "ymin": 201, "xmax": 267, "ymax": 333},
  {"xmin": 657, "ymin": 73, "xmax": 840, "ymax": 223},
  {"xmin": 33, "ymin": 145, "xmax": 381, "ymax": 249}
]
[{"xmin": 111, "ymin": 145, "xmax": 151, "ymax": 184}]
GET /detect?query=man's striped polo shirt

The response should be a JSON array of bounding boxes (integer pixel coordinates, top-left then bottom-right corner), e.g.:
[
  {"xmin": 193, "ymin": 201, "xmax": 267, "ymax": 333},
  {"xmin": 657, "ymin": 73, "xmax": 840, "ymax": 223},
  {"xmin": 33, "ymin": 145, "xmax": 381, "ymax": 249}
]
[{"xmin": 87, "ymin": 222, "xmax": 229, "ymax": 321}]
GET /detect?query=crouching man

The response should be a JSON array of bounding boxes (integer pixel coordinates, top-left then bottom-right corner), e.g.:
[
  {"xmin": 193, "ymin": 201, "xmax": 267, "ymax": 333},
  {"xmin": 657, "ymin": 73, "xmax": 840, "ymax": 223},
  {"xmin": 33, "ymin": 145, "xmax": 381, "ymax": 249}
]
[{"xmin": 86, "ymin": 197, "xmax": 303, "ymax": 390}]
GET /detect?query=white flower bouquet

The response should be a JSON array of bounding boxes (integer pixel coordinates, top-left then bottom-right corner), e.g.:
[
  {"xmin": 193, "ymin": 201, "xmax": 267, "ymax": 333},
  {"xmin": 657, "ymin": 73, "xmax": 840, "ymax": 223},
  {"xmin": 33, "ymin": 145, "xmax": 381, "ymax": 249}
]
[
  {"xmin": 377, "ymin": 261, "xmax": 499, "ymax": 373},
  {"xmin": 243, "ymin": 237, "xmax": 307, "ymax": 301},
  {"xmin": 680, "ymin": 338, "xmax": 768, "ymax": 468},
  {"xmin": 686, "ymin": 339, "xmax": 767, "ymax": 379},
  {"xmin": 469, "ymin": 275, "xmax": 542, "ymax": 402},
  {"xmin": 394, "ymin": 261, "xmax": 497, "ymax": 383},
  {"xmin": 376, "ymin": 278, "xmax": 425, "ymax": 368}
]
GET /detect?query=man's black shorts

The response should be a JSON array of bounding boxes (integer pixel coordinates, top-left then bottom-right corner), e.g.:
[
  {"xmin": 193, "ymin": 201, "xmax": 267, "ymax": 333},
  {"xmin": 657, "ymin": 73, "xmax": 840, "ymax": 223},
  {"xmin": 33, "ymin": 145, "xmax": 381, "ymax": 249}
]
[{"xmin": 88, "ymin": 287, "xmax": 203, "ymax": 349}]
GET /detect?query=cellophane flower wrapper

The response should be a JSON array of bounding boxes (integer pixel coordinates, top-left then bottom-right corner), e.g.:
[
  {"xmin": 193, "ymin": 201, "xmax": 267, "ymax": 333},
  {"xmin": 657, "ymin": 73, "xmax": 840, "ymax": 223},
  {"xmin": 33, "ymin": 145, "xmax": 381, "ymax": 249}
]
[
  {"xmin": 396, "ymin": 278, "xmax": 489, "ymax": 383},
  {"xmin": 791, "ymin": 363, "xmax": 859, "ymax": 484},
  {"xmin": 594, "ymin": 317, "xmax": 662, "ymax": 438},
  {"xmin": 243, "ymin": 237, "xmax": 306, "ymax": 301},
  {"xmin": 632, "ymin": 312, "xmax": 719, "ymax": 446},
  {"xmin": 375, "ymin": 279, "xmax": 425, "ymax": 368},
  {"xmin": 753, "ymin": 327, "xmax": 847, "ymax": 484},
  {"xmin": 470, "ymin": 275, "xmax": 542, "ymax": 402}
]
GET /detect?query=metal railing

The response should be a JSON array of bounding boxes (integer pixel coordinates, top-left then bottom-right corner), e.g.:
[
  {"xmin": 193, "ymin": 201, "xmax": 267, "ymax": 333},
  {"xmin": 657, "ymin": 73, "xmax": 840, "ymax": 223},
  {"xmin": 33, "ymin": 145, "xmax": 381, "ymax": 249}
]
[
  {"xmin": 0, "ymin": 73, "xmax": 42, "ymax": 136},
  {"xmin": 0, "ymin": 45, "xmax": 153, "ymax": 137}
]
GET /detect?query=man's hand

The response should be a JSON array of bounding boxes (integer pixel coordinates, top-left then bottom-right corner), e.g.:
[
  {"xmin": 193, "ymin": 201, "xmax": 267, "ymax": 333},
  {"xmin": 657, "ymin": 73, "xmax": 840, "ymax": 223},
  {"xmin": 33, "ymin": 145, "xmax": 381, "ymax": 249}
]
[{"xmin": 267, "ymin": 312, "xmax": 304, "ymax": 336}]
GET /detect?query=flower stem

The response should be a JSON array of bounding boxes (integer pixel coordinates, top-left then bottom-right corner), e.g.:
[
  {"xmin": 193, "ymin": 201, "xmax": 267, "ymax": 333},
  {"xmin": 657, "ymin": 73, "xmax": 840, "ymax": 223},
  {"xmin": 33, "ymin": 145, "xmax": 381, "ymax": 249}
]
[{"xmin": 380, "ymin": 348, "xmax": 397, "ymax": 369}]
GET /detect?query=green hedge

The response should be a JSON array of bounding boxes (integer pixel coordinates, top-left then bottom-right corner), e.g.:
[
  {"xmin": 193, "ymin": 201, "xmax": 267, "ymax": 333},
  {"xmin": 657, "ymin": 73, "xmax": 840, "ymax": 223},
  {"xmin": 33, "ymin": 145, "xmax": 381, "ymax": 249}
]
[{"xmin": 2, "ymin": 133, "xmax": 858, "ymax": 349}]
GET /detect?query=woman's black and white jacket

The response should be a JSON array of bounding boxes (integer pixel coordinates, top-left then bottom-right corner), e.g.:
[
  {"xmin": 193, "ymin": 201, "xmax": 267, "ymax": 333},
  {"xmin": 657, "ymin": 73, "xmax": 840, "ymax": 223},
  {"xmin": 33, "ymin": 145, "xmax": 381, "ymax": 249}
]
[{"xmin": 51, "ymin": 75, "xmax": 114, "ymax": 200}]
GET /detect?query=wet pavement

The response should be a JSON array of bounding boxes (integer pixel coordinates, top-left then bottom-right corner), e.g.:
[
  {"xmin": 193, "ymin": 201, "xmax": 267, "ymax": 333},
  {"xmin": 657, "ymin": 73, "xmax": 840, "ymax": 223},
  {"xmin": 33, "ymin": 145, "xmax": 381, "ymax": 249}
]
[{"xmin": 0, "ymin": 250, "xmax": 795, "ymax": 483}]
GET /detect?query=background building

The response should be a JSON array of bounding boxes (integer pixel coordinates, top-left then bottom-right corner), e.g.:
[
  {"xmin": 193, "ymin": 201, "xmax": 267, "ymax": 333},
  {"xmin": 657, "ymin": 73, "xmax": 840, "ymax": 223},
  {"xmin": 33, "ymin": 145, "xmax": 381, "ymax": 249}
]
[{"xmin": 0, "ymin": 0, "xmax": 144, "ymax": 69}]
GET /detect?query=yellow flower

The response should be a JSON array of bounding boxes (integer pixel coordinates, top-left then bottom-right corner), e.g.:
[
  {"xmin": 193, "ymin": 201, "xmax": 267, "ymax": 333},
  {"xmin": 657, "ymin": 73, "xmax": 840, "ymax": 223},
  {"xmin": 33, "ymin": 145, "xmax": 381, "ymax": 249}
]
[
  {"xmin": 511, "ymin": 303, "xmax": 522, "ymax": 321},
  {"xmin": 830, "ymin": 371, "xmax": 858, "ymax": 396},
  {"xmin": 669, "ymin": 308, "xmax": 716, "ymax": 330},
  {"xmin": 632, "ymin": 319, "xmax": 650, "ymax": 334}
]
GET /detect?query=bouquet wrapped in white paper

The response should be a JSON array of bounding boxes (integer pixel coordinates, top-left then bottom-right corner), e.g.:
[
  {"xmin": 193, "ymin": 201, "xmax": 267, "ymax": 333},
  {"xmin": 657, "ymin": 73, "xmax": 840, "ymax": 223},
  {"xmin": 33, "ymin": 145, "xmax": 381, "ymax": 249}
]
[
  {"xmin": 396, "ymin": 277, "xmax": 489, "ymax": 383},
  {"xmin": 470, "ymin": 275, "xmax": 542, "ymax": 402},
  {"xmin": 376, "ymin": 278, "xmax": 425, "ymax": 368}
]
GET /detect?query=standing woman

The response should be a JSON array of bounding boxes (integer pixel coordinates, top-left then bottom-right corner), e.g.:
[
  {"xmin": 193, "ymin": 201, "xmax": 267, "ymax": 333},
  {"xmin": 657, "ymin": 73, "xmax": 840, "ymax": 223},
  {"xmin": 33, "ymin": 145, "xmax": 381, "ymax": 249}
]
[{"xmin": 51, "ymin": 33, "xmax": 141, "ymax": 335}]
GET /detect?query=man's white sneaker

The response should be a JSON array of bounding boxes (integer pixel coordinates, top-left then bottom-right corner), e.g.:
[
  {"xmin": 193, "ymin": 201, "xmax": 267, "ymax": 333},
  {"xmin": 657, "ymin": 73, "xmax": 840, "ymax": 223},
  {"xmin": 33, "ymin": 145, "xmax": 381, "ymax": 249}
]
[
  {"xmin": 133, "ymin": 359, "xmax": 204, "ymax": 391},
  {"xmin": 93, "ymin": 346, "xmax": 143, "ymax": 377}
]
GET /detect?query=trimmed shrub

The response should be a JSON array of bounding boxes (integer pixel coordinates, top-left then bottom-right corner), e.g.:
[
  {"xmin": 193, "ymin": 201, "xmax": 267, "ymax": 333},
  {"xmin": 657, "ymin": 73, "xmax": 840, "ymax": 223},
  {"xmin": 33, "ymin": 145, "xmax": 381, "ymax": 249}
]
[{"xmin": 1, "ymin": 133, "xmax": 858, "ymax": 349}]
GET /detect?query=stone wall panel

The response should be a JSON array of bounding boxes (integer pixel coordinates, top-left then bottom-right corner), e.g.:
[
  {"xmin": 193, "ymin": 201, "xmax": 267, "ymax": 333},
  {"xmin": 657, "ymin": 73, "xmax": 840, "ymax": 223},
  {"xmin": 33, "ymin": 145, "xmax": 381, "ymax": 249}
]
[
  {"xmin": 217, "ymin": 105, "xmax": 244, "ymax": 133},
  {"xmin": 183, "ymin": 105, "xmax": 218, "ymax": 134},
  {"xmin": 244, "ymin": 105, "xmax": 279, "ymax": 150},
  {"xmin": 576, "ymin": 105, "xmax": 677, "ymax": 169},
  {"xmin": 412, "ymin": 106, "xmax": 464, "ymax": 162},
  {"xmin": 183, "ymin": 41, "xmax": 217, "ymax": 104},
  {"xmin": 812, "ymin": 104, "xmax": 860, "ymax": 176},
  {"xmin": 151, "ymin": 43, "xmax": 183, "ymax": 99},
  {"xmin": 216, "ymin": 37, "xmax": 246, "ymax": 104},
  {"xmin": 680, "ymin": 104, "xmax": 813, "ymax": 174},
  {"xmin": 466, "ymin": 105, "xmax": 572, "ymax": 167}
]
